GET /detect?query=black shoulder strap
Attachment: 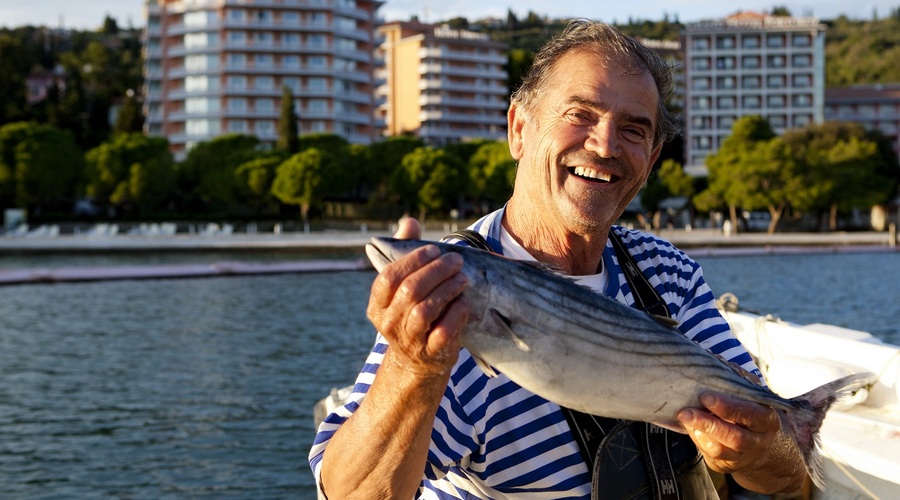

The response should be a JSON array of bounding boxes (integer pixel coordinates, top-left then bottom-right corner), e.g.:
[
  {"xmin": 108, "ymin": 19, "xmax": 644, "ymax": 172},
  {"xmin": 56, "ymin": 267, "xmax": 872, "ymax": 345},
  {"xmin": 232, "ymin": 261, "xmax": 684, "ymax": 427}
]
[
  {"xmin": 440, "ymin": 229, "xmax": 493, "ymax": 252},
  {"xmin": 608, "ymin": 228, "xmax": 671, "ymax": 319}
]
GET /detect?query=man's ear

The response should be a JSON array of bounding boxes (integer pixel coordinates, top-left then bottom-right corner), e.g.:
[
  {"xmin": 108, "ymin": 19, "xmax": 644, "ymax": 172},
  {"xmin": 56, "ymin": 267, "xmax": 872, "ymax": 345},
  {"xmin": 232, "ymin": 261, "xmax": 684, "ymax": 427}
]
[{"xmin": 507, "ymin": 101, "xmax": 526, "ymax": 160}]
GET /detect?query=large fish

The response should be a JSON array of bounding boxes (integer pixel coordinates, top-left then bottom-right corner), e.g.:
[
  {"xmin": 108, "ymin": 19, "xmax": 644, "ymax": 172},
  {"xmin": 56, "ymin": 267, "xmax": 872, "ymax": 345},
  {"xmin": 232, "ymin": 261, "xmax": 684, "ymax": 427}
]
[{"xmin": 365, "ymin": 236, "xmax": 876, "ymax": 489}]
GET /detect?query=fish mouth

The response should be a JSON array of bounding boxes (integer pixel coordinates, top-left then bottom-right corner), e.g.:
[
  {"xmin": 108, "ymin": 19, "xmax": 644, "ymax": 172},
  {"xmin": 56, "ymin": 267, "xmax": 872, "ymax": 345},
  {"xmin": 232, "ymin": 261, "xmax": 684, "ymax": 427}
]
[
  {"xmin": 365, "ymin": 237, "xmax": 393, "ymax": 272},
  {"xmin": 569, "ymin": 166, "xmax": 616, "ymax": 184}
]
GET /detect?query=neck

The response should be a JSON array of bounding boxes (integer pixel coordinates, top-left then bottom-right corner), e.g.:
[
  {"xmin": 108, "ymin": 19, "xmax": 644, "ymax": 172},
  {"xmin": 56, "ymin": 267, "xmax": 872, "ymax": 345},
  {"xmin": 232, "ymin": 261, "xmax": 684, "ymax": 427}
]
[{"xmin": 503, "ymin": 199, "xmax": 610, "ymax": 275}]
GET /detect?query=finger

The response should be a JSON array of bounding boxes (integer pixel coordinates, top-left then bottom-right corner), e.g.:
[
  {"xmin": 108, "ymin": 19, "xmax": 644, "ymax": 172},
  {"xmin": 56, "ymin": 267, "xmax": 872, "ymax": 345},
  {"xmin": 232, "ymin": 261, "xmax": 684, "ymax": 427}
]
[
  {"xmin": 699, "ymin": 392, "xmax": 779, "ymax": 434},
  {"xmin": 424, "ymin": 296, "xmax": 469, "ymax": 357},
  {"xmin": 394, "ymin": 217, "xmax": 421, "ymax": 239},
  {"xmin": 368, "ymin": 245, "xmax": 442, "ymax": 312},
  {"xmin": 401, "ymin": 267, "xmax": 468, "ymax": 337}
]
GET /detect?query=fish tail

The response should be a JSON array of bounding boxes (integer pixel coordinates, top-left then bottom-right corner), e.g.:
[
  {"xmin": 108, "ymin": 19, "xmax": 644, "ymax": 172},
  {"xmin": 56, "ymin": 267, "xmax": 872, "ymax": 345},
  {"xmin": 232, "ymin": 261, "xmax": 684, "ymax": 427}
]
[{"xmin": 783, "ymin": 372, "xmax": 876, "ymax": 490}]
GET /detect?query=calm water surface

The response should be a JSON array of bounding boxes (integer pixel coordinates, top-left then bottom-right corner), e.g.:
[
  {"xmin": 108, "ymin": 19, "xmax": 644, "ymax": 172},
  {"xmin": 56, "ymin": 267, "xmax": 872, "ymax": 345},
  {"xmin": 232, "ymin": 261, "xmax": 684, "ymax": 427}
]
[{"xmin": 0, "ymin": 250, "xmax": 897, "ymax": 498}]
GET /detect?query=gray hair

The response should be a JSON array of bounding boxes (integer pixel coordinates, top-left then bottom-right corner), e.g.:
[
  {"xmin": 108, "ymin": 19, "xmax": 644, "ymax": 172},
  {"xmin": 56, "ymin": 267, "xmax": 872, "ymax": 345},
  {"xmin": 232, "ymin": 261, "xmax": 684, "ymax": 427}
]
[{"xmin": 511, "ymin": 19, "xmax": 679, "ymax": 148}]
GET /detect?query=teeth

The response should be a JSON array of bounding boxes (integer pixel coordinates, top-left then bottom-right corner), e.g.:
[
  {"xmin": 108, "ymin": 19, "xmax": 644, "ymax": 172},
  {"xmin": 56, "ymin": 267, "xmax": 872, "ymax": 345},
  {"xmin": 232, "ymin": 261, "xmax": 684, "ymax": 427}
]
[{"xmin": 573, "ymin": 167, "xmax": 612, "ymax": 182}]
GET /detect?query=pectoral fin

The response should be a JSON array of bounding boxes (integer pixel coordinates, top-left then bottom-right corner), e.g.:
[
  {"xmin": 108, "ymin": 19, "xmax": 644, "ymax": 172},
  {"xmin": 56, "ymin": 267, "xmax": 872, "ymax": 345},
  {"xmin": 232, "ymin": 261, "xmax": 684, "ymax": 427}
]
[
  {"xmin": 489, "ymin": 309, "xmax": 530, "ymax": 352},
  {"xmin": 472, "ymin": 355, "xmax": 499, "ymax": 378}
]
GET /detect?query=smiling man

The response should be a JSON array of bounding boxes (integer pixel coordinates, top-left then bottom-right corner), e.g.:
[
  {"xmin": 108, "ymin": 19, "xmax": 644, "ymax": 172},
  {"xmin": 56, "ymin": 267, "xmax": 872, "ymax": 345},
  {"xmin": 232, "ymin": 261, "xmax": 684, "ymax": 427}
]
[{"xmin": 310, "ymin": 20, "xmax": 806, "ymax": 499}]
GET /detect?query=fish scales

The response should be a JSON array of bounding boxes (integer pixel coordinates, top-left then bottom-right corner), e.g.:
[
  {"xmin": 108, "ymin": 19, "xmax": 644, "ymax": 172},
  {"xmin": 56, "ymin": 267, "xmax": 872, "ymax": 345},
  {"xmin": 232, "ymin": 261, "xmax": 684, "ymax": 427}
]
[{"xmin": 365, "ymin": 237, "xmax": 876, "ymax": 489}]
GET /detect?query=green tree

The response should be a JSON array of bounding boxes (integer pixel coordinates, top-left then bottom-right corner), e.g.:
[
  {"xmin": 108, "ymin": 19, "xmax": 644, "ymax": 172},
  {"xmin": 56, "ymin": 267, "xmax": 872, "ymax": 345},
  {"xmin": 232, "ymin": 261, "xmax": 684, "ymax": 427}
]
[
  {"xmin": 114, "ymin": 90, "xmax": 144, "ymax": 134},
  {"xmin": 782, "ymin": 122, "xmax": 897, "ymax": 229},
  {"xmin": 1, "ymin": 123, "xmax": 83, "ymax": 214},
  {"xmin": 468, "ymin": 140, "xmax": 516, "ymax": 213},
  {"xmin": 696, "ymin": 115, "xmax": 779, "ymax": 231},
  {"xmin": 84, "ymin": 132, "xmax": 174, "ymax": 213},
  {"xmin": 392, "ymin": 146, "xmax": 465, "ymax": 220},
  {"xmin": 277, "ymin": 85, "xmax": 299, "ymax": 154},
  {"xmin": 271, "ymin": 148, "xmax": 337, "ymax": 225},
  {"xmin": 176, "ymin": 134, "xmax": 260, "ymax": 209},
  {"xmin": 365, "ymin": 136, "xmax": 425, "ymax": 193},
  {"xmin": 235, "ymin": 154, "xmax": 283, "ymax": 213},
  {"xmin": 0, "ymin": 35, "xmax": 29, "ymax": 125}
]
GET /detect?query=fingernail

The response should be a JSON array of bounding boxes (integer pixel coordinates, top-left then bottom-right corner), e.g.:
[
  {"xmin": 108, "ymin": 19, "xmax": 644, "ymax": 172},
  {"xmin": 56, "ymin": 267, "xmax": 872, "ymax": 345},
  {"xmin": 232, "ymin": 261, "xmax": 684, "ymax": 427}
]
[
  {"xmin": 701, "ymin": 393, "xmax": 716, "ymax": 407},
  {"xmin": 424, "ymin": 245, "xmax": 440, "ymax": 258},
  {"xmin": 677, "ymin": 409, "xmax": 693, "ymax": 422}
]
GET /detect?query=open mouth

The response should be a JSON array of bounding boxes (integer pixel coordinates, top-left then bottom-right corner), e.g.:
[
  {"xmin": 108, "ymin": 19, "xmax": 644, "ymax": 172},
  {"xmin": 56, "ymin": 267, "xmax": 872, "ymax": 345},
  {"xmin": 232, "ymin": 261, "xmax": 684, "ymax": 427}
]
[{"xmin": 570, "ymin": 166, "xmax": 613, "ymax": 184}]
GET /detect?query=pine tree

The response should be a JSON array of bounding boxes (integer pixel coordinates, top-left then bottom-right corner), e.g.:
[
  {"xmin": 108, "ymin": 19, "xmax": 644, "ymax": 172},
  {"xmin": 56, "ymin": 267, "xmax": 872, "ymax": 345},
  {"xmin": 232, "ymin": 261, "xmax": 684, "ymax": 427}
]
[{"xmin": 277, "ymin": 85, "xmax": 299, "ymax": 154}]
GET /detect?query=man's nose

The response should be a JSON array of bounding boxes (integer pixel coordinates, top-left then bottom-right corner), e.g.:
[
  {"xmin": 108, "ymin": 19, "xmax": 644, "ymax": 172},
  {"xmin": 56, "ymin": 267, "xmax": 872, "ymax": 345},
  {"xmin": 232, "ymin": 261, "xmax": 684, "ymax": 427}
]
[{"xmin": 585, "ymin": 119, "xmax": 621, "ymax": 159}]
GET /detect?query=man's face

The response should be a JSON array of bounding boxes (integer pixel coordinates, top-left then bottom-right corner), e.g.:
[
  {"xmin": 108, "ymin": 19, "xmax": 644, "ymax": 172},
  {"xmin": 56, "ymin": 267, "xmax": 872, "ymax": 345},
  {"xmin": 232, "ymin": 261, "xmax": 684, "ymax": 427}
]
[{"xmin": 508, "ymin": 49, "xmax": 662, "ymax": 232}]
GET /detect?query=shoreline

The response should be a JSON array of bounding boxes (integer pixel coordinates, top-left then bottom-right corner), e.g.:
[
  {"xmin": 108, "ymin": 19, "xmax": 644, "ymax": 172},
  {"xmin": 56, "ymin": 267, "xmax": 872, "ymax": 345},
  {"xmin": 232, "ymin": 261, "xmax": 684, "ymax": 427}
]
[{"xmin": 2, "ymin": 228, "xmax": 897, "ymax": 255}]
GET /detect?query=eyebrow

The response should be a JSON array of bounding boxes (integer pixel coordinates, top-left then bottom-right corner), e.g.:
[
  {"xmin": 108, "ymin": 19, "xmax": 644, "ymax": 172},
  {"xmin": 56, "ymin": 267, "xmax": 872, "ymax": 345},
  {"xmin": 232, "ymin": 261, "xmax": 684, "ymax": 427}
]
[{"xmin": 567, "ymin": 96, "xmax": 655, "ymax": 132}]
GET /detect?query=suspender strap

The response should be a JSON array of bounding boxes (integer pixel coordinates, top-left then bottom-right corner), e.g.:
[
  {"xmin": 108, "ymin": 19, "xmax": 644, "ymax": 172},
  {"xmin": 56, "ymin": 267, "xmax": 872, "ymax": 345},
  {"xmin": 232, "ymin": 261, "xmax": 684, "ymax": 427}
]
[{"xmin": 607, "ymin": 229, "xmax": 670, "ymax": 318}]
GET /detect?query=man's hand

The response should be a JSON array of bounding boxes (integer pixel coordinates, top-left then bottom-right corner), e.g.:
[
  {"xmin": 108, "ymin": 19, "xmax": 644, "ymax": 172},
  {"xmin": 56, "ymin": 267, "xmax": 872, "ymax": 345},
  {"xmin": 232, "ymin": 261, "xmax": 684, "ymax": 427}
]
[
  {"xmin": 366, "ymin": 217, "xmax": 469, "ymax": 377},
  {"xmin": 677, "ymin": 392, "xmax": 806, "ymax": 494}
]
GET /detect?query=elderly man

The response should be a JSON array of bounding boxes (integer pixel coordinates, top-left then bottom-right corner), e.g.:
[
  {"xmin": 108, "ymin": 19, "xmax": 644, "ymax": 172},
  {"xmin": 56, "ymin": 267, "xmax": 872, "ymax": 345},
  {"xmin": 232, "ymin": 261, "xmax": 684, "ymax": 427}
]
[{"xmin": 310, "ymin": 19, "xmax": 806, "ymax": 499}]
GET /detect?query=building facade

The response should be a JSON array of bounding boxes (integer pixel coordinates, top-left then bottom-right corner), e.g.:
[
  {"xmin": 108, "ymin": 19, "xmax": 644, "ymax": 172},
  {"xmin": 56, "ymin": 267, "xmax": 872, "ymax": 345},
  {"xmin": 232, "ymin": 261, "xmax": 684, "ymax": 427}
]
[
  {"xmin": 825, "ymin": 84, "xmax": 900, "ymax": 161},
  {"xmin": 142, "ymin": 0, "xmax": 381, "ymax": 159},
  {"xmin": 376, "ymin": 21, "xmax": 508, "ymax": 145},
  {"xmin": 682, "ymin": 12, "xmax": 826, "ymax": 176}
]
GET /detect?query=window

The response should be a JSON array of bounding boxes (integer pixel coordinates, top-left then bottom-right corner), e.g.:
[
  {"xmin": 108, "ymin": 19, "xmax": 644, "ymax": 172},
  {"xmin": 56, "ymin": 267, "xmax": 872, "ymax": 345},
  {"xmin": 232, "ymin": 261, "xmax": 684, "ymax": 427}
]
[
  {"xmin": 282, "ymin": 11, "xmax": 300, "ymax": 24},
  {"xmin": 692, "ymin": 97, "xmax": 711, "ymax": 110},
  {"xmin": 792, "ymin": 34, "xmax": 812, "ymax": 47},
  {"xmin": 283, "ymin": 33, "xmax": 300, "ymax": 46},
  {"xmin": 741, "ymin": 56, "xmax": 760, "ymax": 69},
  {"xmin": 228, "ymin": 53, "xmax": 247, "ymax": 67},
  {"xmin": 254, "ymin": 54, "xmax": 273, "ymax": 67},
  {"xmin": 186, "ymin": 54, "xmax": 217, "ymax": 71},
  {"xmin": 185, "ymin": 33, "xmax": 211, "ymax": 48},
  {"xmin": 767, "ymin": 75, "xmax": 786, "ymax": 88},
  {"xmin": 283, "ymin": 77, "xmax": 300, "ymax": 92},
  {"xmin": 766, "ymin": 35, "xmax": 785, "ymax": 48},
  {"xmin": 186, "ymin": 119, "xmax": 220, "ymax": 136},
  {"xmin": 308, "ymin": 55, "xmax": 327, "ymax": 68},
  {"xmin": 716, "ymin": 76, "xmax": 736, "ymax": 90},
  {"xmin": 793, "ymin": 114, "xmax": 812, "ymax": 127},
  {"xmin": 768, "ymin": 115, "xmax": 787, "ymax": 128},
  {"xmin": 715, "ymin": 57, "xmax": 735, "ymax": 69},
  {"xmin": 255, "ymin": 98, "xmax": 274, "ymax": 112},
  {"xmin": 767, "ymin": 55, "xmax": 786, "ymax": 68},
  {"xmin": 693, "ymin": 135, "xmax": 712, "ymax": 149},
  {"xmin": 308, "ymin": 34, "xmax": 327, "ymax": 48},
  {"xmin": 692, "ymin": 58, "xmax": 711, "ymax": 70},
  {"xmin": 717, "ymin": 96, "xmax": 736, "ymax": 110},
  {"xmin": 282, "ymin": 55, "xmax": 300, "ymax": 68},
  {"xmin": 716, "ymin": 36, "xmax": 735, "ymax": 49},
  {"xmin": 229, "ymin": 31, "xmax": 246, "ymax": 43},
  {"xmin": 742, "ymin": 95, "xmax": 761, "ymax": 109},
  {"xmin": 792, "ymin": 94, "xmax": 813, "ymax": 107},
  {"xmin": 792, "ymin": 55, "xmax": 812, "ymax": 68},
  {"xmin": 717, "ymin": 115, "xmax": 736, "ymax": 129},
  {"xmin": 228, "ymin": 75, "xmax": 247, "ymax": 90},
  {"xmin": 255, "ymin": 76, "xmax": 274, "ymax": 90},
  {"xmin": 741, "ymin": 36, "xmax": 760, "ymax": 48},
  {"xmin": 767, "ymin": 95, "xmax": 786, "ymax": 107},
  {"xmin": 254, "ymin": 32, "xmax": 273, "ymax": 45},
  {"xmin": 792, "ymin": 74, "xmax": 812, "ymax": 87},
  {"xmin": 742, "ymin": 75, "xmax": 761, "ymax": 89},
  {"xmin": 229, "ymin": 120, "xmax": 248, "ymax": 132},
  {"xmin": 308, "ymin": 77, "xmax": 328, "ymax": 91},
  {"xmin": 691, "ymin": 77, "xmax": 710, "ymax": 90},
  {"xmin": 228, "ymin": 9, "xmax": 245, "ymax": 22},
  {"xmin": 186, "ymin": 97, "xmax": 218, "ymax": 113},
  {"xmin": 308, "ymin": 99, "xmax": 327, "ymax": 112},
  {"xmin": 692, "ymin": 37, "xmax": 710, "ymax": 51},
  {"xmin": 256, "ymin": 120, "xmax": 275, "ymax": 134},
  {"xmin": 228, "ymin": 97, "xmax": 247, "ymax": 111},
  {"xmin": 185, "ymin": 75, "xmax": 209, "ymax": 91}
]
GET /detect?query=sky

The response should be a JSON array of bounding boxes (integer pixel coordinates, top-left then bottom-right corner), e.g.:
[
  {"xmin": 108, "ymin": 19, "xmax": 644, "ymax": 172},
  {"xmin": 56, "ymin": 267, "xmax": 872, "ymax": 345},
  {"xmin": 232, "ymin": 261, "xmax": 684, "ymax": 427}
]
[{"xmin": 0, "ymin": 0, "xmax": 895, "ymax": 30}]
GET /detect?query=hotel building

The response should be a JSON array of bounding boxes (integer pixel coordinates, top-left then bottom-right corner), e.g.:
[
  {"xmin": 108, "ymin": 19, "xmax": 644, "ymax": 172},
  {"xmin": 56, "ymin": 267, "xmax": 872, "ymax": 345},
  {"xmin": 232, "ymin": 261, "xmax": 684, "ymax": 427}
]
[
  {"xmin": 376, "ymin": 21, "xmax": 508, "ymax": 145},
  {"xmin": 142, "ymin": 0, "xmax": 381, "ymax": 159},
  {"xmin": 682, "ymin": 12, "xmax": 826, "ymax": 176},
  {"xmin": 825, "ymin": 83, "xmax": 900, "ymax": 161}
]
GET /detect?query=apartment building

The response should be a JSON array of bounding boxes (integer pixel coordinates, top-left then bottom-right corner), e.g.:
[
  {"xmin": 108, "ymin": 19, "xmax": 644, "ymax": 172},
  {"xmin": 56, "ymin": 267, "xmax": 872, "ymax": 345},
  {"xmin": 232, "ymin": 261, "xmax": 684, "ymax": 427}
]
[
  {"xmin": 683, "ymin": 12, "xmax": 826, "ymax": 176},
  {"xmin": 142, "ymin": 0, "xmax": 381, "ymax": 159},
  {"xmin": 825, "ymin": 83, "xmax": 900, "ymax": 161},
  {"xmin": 376, "ymin": 21, "xmax": 508, "ymax": 145}
]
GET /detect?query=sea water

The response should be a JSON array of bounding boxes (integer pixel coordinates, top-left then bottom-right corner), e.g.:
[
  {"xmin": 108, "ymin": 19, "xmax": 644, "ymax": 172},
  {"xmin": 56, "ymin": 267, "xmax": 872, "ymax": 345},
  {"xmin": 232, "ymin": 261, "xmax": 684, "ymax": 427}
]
[{"xmin": 0, "ymin": 251, "xmax": 897, "ymax": 498}]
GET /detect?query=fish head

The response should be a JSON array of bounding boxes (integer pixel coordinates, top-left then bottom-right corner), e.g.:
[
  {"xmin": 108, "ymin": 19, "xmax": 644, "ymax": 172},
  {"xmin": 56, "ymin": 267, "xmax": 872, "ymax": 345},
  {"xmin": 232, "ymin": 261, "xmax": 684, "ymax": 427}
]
[{"xmin": 365, "ymin": 236, "xmax": 495, "ymax": 314}]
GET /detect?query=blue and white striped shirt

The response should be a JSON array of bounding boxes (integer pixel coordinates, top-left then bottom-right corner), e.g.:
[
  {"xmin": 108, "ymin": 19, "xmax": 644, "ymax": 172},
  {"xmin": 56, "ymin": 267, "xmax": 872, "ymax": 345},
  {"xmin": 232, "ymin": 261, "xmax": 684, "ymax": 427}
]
[{"xmin": 309, "ymin": 207, "xmax": 760, "ymax": 499}]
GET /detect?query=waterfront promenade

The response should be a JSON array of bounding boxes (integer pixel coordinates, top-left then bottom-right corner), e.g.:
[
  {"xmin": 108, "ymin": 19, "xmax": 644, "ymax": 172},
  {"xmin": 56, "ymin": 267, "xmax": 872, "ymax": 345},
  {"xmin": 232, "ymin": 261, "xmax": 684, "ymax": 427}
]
[{"xmin": 1, "ymin": 226, "xmax": 897, "ymax": 255}]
